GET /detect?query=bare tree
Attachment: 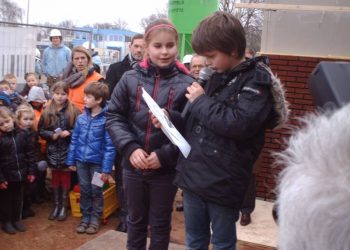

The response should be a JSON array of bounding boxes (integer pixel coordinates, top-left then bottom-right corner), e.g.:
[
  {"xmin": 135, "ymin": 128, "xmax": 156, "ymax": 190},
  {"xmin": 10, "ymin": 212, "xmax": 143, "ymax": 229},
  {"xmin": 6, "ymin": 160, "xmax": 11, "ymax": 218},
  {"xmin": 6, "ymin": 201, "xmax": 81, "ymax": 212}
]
[
  {"xmin": 113, "ymin": 18, "xmax": 128, "ymax": 30},
  {"xmin": 220, "ymin": 0, "xmax": 264, "ymax": 52},
  {"xmin": 139, "ymin": 11, "xmax": 168, "ymax": 31},
  {"xmin": 91, "ymin": 18, "xmax": 128, "ymax": 30},
  {"xmin": 92, "ymin": 22, "xmax": 115, "ymax": 29},
  {"xmin": 0, "ymin": 0, "xmax": 23, "ymax": 22}
]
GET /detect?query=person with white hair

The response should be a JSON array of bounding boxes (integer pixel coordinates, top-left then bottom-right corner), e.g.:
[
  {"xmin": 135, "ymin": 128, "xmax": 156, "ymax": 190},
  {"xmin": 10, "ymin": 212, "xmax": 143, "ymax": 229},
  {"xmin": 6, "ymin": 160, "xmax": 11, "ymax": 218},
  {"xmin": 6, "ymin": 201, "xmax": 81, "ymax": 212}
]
[{"xmin": 276, "ymin": 103, "xmax": 350, "ymax": 250}]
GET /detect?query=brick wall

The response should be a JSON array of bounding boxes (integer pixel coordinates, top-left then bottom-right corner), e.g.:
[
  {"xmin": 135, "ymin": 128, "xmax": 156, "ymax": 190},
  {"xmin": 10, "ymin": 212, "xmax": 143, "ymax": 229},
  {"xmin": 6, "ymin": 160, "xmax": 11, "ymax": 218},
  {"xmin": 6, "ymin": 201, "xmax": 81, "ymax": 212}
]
[{"xmin": 256, "ymin": 54, "xmax": 349, "ymax": 200}]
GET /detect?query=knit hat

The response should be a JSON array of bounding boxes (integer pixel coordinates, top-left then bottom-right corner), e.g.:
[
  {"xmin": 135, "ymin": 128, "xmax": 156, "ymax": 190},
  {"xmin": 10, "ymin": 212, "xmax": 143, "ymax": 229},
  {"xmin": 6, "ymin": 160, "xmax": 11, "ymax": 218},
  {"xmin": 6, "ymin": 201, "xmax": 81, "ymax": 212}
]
[{"xmin": 27, "ymin": 86, "xmax": 46, "ymax": 103}]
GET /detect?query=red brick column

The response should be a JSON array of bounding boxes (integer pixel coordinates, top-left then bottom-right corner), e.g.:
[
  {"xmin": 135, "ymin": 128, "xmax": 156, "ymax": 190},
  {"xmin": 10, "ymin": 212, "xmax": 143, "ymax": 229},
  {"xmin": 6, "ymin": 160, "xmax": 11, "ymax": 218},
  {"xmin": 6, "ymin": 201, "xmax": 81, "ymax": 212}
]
[{"xmin": 256, "ymin": 54, "xmax": 349, "ymax": 200}]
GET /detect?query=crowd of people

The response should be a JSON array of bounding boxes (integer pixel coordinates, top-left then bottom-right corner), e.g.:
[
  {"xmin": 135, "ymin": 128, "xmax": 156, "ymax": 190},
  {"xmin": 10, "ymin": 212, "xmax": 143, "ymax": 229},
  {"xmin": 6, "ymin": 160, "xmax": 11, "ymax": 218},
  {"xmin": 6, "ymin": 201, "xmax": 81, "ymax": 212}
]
[{"xmin": 0, "ymin": 11, "xmax": 293, "ymax": 250}]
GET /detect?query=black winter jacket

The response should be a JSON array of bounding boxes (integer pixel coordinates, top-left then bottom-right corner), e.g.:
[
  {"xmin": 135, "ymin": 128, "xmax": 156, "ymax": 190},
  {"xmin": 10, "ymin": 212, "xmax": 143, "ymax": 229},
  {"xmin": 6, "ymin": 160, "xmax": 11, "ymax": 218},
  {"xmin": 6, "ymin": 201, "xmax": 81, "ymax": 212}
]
[
  {"xmin": 0, "ymin": 128, "xmax": 36, "ymax": 183},
  {"xmin": 105, "ymin": 55, "xmax": 133, "ymax": 96},
  {"xmin": 173, "ymin": 57, "xmax": 275, "ymax": 209},
  {"xmin": 106, "ymin": 59, "xmax": 193, "ymax": 175},
  {"xmin": 38, "ymin": 104, "xmax": 79, "ymax": 169}
]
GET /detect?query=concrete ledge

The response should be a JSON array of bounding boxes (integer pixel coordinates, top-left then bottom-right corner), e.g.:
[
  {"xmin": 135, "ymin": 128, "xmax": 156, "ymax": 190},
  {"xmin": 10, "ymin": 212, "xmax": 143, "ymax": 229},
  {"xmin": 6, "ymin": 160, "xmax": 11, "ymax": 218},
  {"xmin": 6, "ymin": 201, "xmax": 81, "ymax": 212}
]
[{"xmin": 76, "ymin": 230, "xmax": 186, "ymax": 250}]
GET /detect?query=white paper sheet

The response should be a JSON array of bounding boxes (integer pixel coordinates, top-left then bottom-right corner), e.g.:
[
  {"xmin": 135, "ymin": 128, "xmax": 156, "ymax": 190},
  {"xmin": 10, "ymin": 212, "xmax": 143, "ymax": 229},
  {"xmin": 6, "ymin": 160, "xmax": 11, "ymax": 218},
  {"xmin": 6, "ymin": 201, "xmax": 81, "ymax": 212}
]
[
  {"xmin": 91, "ymin": 172, "xmax": 104, "ymax": 187},
  {"xmin": 142, "ymin": 88, "xmax": 191, "ymax": 158}
]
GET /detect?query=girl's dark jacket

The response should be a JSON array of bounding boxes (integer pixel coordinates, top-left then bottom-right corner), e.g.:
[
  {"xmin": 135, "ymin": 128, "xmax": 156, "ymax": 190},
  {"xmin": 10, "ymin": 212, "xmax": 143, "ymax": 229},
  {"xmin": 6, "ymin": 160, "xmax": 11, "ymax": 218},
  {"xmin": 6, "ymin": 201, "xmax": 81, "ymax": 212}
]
[
  {"xmin": 106, "ymin": 58, "xmax": 193, "ymax": 175},
  {"xmin": 0, "ymin": 128, "xmax": 36, "ymax": 183},
  {"xmin": 173, "ymin": 57, "xmax": 285, "ymax": 210},
  {"xmin": 38, "ymin": 103, "xmax": 79, "ymax": 169}
]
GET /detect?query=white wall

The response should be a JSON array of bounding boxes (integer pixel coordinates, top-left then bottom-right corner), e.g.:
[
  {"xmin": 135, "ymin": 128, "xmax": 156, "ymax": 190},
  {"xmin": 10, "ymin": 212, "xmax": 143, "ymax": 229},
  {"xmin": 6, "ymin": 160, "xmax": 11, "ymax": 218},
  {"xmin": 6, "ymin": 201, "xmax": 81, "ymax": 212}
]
[
  {"xmin": 0, "ymin": 27, "xmax": 38, "ymax": 83},
  {"xmin": 261, "ymin": 0, "xmax": 350, "ymax": 58}
]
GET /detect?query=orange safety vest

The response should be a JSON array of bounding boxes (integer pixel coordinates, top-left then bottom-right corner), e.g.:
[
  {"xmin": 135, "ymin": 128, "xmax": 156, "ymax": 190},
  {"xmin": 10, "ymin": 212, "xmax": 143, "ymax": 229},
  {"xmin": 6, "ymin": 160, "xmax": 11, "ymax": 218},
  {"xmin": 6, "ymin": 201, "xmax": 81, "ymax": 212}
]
[{"xmin": 68, "ymin": 71, "xmax": 103, "ymax": 111}]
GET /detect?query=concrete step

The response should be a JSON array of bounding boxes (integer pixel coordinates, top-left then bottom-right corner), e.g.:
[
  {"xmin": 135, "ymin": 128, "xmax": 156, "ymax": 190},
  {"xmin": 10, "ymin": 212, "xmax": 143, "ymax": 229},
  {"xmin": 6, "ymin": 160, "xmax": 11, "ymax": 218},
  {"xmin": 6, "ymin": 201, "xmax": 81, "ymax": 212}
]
[
  {"xmin": 75, "ymin": 230, "xmax": 185, "ymax": 250},
  {"xmin": 76, "ymin": 199, "xmax": 277, "ymax": 250}
]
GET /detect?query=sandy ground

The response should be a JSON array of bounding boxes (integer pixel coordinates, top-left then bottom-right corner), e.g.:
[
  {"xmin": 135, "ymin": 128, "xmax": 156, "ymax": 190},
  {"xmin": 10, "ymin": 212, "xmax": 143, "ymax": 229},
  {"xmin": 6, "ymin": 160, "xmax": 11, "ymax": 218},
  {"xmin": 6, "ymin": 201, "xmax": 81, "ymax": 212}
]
[
  {"xmin": 0, "ymin": 191, "xmax": 272, "ymax": 250},
  {"xmin": 0, "ymin": 192, "xmax": 186, "ymax": 250}
]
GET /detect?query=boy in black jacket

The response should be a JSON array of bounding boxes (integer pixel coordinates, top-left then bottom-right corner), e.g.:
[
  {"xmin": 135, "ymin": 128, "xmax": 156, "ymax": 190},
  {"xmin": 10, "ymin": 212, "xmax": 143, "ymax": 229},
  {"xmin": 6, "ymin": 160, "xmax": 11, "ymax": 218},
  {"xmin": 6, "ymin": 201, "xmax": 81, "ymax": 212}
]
[{"xmin": 152, "ymin": 11, "xmax": 288, "ymax": 250}]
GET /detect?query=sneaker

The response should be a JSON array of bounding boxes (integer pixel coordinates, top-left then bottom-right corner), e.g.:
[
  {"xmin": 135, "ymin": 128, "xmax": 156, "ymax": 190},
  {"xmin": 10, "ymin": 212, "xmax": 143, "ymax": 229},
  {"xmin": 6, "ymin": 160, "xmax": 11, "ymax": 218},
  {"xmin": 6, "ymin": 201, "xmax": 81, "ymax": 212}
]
[
  {"xmin": 13, "ymin": 221, "xmax": 26, "ymax": 232},
  {"xmin": 2, "ymin": 222, "xmax": 16, "ymax": 234},
  {"xmin": 86, "ymin": 223, "xmax": 100, "ymax": 234},
  {"xmin": 76, "ymin": 222, "xmax": 89, "ymax": 234}
]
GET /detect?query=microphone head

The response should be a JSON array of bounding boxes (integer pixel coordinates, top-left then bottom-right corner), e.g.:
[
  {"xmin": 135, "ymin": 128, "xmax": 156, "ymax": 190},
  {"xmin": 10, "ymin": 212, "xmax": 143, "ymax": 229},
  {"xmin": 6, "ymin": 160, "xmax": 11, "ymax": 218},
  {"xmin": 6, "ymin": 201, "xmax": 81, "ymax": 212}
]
[{"xmin": 198, "ymin": 67, "xmax": 215, "ymax": 85}]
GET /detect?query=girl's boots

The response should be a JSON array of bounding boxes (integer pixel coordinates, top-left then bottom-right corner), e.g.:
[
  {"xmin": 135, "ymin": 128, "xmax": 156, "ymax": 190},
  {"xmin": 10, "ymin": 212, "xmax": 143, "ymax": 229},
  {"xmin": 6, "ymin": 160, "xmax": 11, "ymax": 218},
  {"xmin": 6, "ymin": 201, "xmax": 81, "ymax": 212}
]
[
  {"xmin": 57, "ymin": 188, "xmax": 69, "ymax": 221},
  {"xmin": 48, "ymin": 188, "xmax": 60, "ymax": 220}
]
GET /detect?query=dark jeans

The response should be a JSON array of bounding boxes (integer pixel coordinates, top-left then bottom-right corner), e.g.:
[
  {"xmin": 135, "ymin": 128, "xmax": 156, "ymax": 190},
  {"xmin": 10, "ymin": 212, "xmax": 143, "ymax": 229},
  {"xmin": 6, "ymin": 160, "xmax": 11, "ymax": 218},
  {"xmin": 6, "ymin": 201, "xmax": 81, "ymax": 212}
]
[
  {"xmin": 114, "ymin": 157, "xmax": 127, "ymax": 224},
  {"xmin": 183, "ymin": 190, "xmax": 239, "ymax": 250},
  {"xmin": 240, "ymin": 175, "xmax": 256, "ymax": 215},
  {"xmin": 124, "ymin": 169, "xmax": 177, "ymax": 250},
  {"xmin": 76, "ymin": 161, "xmax": 103, "ymax": 225},
  {"xmin": 0, "ymin": 182, "xmax": 24, "ymax": 223}
]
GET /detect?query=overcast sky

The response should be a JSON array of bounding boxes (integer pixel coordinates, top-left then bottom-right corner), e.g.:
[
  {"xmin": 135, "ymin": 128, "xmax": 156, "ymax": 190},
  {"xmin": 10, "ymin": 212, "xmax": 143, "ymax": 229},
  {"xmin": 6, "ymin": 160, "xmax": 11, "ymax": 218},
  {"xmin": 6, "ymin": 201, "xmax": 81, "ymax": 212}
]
[{"xmin": 12, "ymin": 0, "xmax": 169, "ymax": 32}]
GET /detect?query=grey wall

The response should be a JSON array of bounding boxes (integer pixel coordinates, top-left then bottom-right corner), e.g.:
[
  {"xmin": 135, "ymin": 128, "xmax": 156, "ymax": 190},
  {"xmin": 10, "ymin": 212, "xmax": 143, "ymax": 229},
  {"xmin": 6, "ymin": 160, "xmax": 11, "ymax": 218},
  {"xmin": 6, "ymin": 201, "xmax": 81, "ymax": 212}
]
[{"xmin": 261, "ymin": 0, "xmax": 350, "ymax": 58}]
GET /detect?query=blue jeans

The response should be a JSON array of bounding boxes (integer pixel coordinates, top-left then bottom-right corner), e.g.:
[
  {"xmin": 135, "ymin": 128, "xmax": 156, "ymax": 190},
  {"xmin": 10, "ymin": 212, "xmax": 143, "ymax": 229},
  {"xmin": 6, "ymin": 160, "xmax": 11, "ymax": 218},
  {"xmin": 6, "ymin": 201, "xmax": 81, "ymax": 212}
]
[
  {"xmin": 124, "ymin": 169, "xmax": 177, "ymax": 250},
  {"xmin": 76, "ymin": 161, "xmax": 103, "ymax": 225},
  {"xmin": 183, "ymin": 190, "xmax": 239, "ymax": 250}
]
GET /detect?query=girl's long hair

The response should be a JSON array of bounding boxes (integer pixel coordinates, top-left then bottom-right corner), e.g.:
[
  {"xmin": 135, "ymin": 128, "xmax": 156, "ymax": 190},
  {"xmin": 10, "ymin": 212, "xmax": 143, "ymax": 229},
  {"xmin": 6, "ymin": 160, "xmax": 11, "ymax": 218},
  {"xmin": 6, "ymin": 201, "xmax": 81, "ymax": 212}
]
[{"xmin": 41, "ymin": 81, "xmax": 80, "ymax": 128}]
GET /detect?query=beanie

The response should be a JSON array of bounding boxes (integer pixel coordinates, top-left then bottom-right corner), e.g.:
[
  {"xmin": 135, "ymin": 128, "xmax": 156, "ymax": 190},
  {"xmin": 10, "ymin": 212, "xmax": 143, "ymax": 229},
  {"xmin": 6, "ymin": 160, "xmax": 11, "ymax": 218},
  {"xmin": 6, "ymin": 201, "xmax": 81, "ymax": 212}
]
[{"xmin": 27, "ymin": 86, "xmax": 46, "ymax": 103}]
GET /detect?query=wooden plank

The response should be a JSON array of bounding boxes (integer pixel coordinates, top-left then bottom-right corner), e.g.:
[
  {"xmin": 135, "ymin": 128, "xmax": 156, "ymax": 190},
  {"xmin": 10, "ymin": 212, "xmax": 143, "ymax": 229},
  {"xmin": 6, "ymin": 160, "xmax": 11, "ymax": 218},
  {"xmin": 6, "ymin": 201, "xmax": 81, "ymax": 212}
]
[{"xmin": 235, "ymin": 3, "xmax": 350, "ymax": 13}]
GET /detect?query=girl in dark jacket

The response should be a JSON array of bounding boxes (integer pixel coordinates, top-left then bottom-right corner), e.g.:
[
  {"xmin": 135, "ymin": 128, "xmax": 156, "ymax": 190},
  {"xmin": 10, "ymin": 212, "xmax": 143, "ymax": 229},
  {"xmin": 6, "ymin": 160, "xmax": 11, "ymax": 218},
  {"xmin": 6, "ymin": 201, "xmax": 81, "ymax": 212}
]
[
  {"xmin": 15, "ymin": 104, "xmax": 38, "ymax": 219},
  {"xmin": 0, "ymin": 107, "xmax": 36, "ymax": 234},
  {"xmin": 106, "ymin": 19, "xmax": 193, "ymax": 250},
  {"xmin": 38, "ymin": 81, "xmax": 80, "ymax": 221}
]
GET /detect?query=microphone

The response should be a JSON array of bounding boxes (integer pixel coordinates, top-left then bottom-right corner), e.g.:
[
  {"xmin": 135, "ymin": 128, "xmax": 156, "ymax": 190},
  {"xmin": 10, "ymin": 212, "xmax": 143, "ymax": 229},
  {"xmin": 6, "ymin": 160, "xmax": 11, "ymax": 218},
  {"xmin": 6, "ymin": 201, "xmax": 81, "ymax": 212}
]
[{"xmin": 181, "ymin": 67, "xmax": 215, "ymax": 118}]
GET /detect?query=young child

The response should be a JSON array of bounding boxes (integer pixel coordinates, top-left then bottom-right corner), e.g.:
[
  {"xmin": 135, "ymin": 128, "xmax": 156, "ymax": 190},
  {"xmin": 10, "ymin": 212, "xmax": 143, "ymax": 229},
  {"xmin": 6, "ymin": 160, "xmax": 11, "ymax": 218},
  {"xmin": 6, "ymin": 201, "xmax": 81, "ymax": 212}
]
[
  {"xmin": 21, "ymin": 72, "xmax": 40, "ymax": 98},
  {"xmin": 0, "ymin": 80, "xmax": 12, "ymax": 109},
  {"xmin": 106, "ymin": 19, "xmax": 193, "ymax": 249},
  {"xmin": 27, "ymin": 86, "xmax": 47, "ymax": 127},
  {"xmin": 21, "ymin": 72, "xmax": 50, "ymax": 99},
  {"xmin": 38, "ymin": 81, "xmax": 80, "ymax": 221},
  {"xmin": 3, "ymin": 73, "xmax": 18, "ymax": 93},
  {"xmin": 15, "ymin": 104, "xmax": 38, "ymax": 219},
  {"xmin": 0, "ymin": 107, "xmax": 36, "ymax": 234},
  {"xmin": 66, "ymin": 82, "xmax": 115, "ymax": 234},
  {"xmin": 3, "ymin": 74, "xmax": 26, "ymax": 111},
  {"xmin": 0, "ymin": 78, "xmax": 26, "ymax": 112},
  {"xmin": 152, "ymin": 11, "xmax": 288, "ymax": 249}
]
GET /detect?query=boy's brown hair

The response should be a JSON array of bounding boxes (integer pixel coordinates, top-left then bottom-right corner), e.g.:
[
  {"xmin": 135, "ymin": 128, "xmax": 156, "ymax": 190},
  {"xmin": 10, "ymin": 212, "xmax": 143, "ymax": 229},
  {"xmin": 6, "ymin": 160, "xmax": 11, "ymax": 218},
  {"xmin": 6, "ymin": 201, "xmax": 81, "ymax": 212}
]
[
  {"xmin": 4, "ymin": 73, "xmax": 16, "ymax": 81},
  {"xmin": 0, "ymin": 80, "xmax": 11, "ymax": 89},
  {"xmin": 84, "ymin": 82, "xmax": 109, "ymax": 107},
  {"xmin": 192, "ymin": 11, "xmax": 246, "ymax": 59}
]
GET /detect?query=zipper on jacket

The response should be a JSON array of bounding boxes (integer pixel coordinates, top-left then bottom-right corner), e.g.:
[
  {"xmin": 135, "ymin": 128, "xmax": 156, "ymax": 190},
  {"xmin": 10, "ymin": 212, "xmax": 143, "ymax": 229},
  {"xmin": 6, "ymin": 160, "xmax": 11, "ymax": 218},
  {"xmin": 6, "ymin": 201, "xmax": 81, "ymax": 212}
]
[
  {"xmin": 135, "ymin": 84, "xmax": 142, "ymax": 112},
  {"xmin": 167, "ymin": 87, "xmax": 175, "ymax": 109},
  {"xmin": 144, "ymin": 72, "xmax": 161, "ymax": 151},
  {"xmin": 83, "ymin": 117, "xmax": 94, "ymax": 161},
  {"xmin": 12, "ymin": 135, "xmax": 22, "ymax": 181}
]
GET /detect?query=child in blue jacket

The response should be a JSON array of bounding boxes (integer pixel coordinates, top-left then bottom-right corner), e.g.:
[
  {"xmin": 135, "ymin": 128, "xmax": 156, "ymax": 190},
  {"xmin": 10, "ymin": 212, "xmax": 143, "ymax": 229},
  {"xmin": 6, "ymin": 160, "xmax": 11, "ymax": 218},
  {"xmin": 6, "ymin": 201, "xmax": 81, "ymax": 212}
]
[{"xmin": 66, "ymin": 82, "xmax": 116, "ymax": 234}]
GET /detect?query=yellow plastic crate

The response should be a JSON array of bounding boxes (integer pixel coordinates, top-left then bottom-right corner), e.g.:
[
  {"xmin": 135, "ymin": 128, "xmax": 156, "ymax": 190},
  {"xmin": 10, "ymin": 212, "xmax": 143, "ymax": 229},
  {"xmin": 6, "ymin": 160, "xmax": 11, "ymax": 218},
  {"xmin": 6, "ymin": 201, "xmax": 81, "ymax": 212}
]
[{"xmin": 69, "ymin": 184, "xmax": 119, "ymax": 221}]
